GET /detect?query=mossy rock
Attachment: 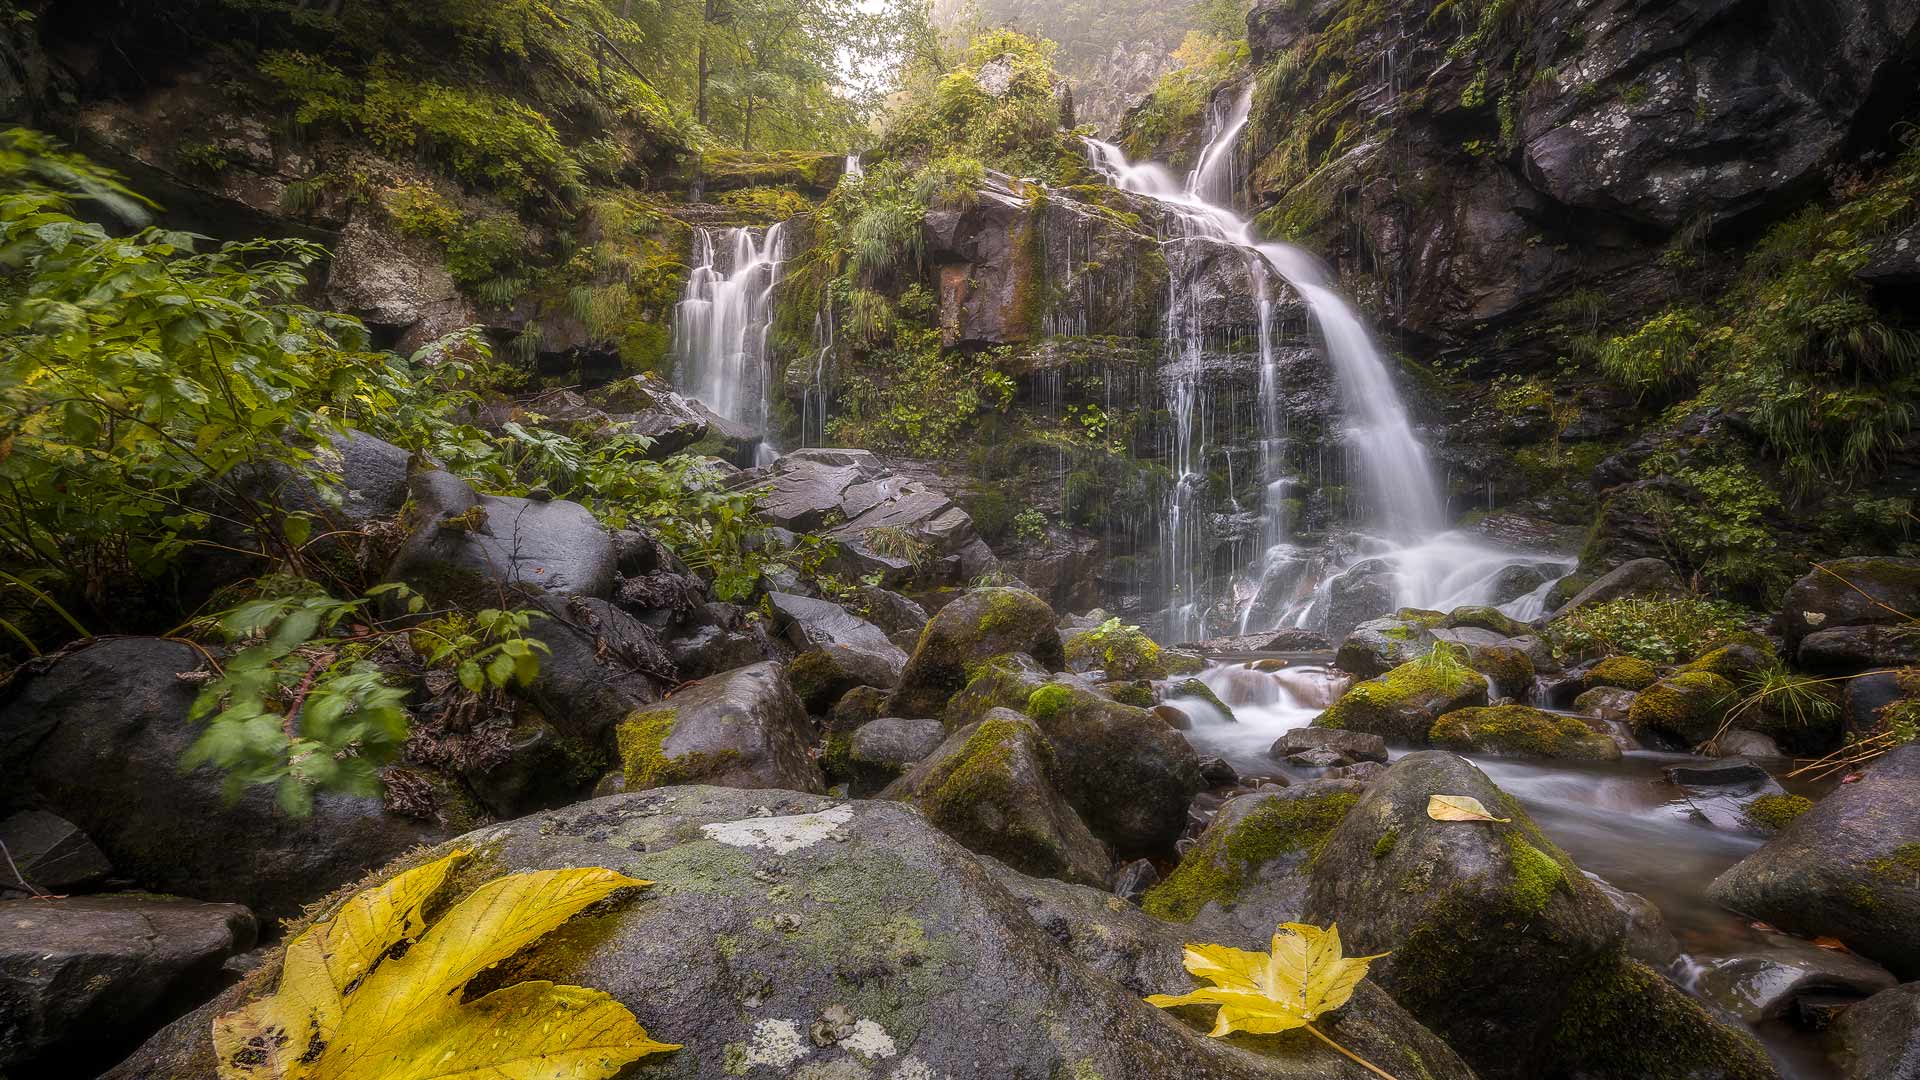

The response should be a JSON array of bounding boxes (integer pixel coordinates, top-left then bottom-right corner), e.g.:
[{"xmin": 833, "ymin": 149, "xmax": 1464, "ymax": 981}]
[
  {"xmin": 892, "ymin": 588, "xmax": 1063, "ymax": 718},
  {"xmin": 1552, "ymin": 957, "xmax": 1780, "ymax": 1080},
  {"xmin": 1447, "ymin": 605, "xmax": 1530, "ymax": 638},
  {"xmin": 1742, "ymin": 793, "xmax": 1813, "ymax": 831},
  {"xmin": 881, "ymin": 710, "xmax": 1109, "ymax": 886},
  {"xmin": 941, "ymin": 652, "xmax": 1051, "ymax": 730},
  {"xmin": 1586, "ymin": 655, "xmax": 1659, "ymax": 691},
  {"xmin": 1063, "ymin": 622, "xmax": 1196, "ymax": 680},
  {"xmin": 1169, "ymin": 677, "xmax": 1236, "ymax": 722},
  {"xmin": 610, "ymin": 662, "xmax": 823, "ymax": 794},
  {"xmin": 829, "ymin": 685, "xmax": 891, "ymax": 733},
  {"xmin": 1313, "ymin": 658, "xmax": 1490, "ymax": 743},
  {"xmin": 1304, "ymin": 751, "xmax": 1768, "ymax": 1080},
  {"xmin": 1466, "ymin": 643, "xmax": 1535, "ymax": 699},
  {"xmin": 1679, "ymin": 642, "xmax": 1774, "ymax": 680},
  {"xmin": 1429, "ymin": 705, "xmax": 1623, "ymax": 761},
  {"xmin": 1627, "ymin": 671, "xmax": 1737, "ymax": 747},
  {"xmin": 1021, "ymin": 682, "xmax": 1203, "ymax": 856},
  {"xmin": 1141, "ymin": 782, "xmax": 1363, "ymax": 941}
]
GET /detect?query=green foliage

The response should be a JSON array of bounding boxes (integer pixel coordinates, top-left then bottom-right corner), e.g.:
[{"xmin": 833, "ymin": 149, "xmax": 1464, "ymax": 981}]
[
  {"xmin": 913, "ymin": 154, "xmax": 986, "ymax": 209},
  {"xmin": 380, "ymin": 181, "xmax": 463, "ymax": 244},
  {"xmin": 1548, "ymin": 597, "xmax": 1756, "ymax": 664},
  {"xmin": 444, "ymin": 214, "xmax": 528, "ymax": 293},
  {"xmin": 1012, "ymin": 506, "xmax": 1048, "ymax": 544},
  {"xmin": 186, "ymin": 590, "xmax": 411, "ymax": 816},
  {"xmin": 1594, "ymin": 309, "xmax": 1711, "ymax": 397},
  {"xmin": 1120, "ymin": 32, "xmax": 1248, "ymax": 160},
  {"xmin": 828, "ymin": 326, "xmax": 1004, "ymax": 456},
  {"xmin": 883, "ymin": 29, "xmax": 1069, "ymax": 178},
  {"xmin": 1628, "ymin": 459, "xmax": 1790, "ymax": 597}
]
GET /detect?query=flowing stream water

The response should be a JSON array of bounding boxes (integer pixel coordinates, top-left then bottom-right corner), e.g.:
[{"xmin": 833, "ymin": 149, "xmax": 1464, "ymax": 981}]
[
  {"xmin": 1085, "ymin": 88, "xmax": 1567, "ymax": 641},
  {"xmin": 1167, "ymin": 663, "xmax": 1841, "ymax": 1080}
]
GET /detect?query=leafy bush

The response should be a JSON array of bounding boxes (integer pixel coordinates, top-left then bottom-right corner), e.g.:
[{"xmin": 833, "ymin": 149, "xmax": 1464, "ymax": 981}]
[
  {"xmin": 1628, "ymin": 460, "xmax": 1791, "ymax": 597},
  {"xmin": 1547, "ymin": 597, "xmax": 1757, "ymax": 664},
  {"xmin": 445, "ymin": 213, "xmax": 527, "ymax": 291},
  {"xmin": 1012, "ymin": 507, "xmax": 1049, "ymax": 544},
  {"xmin": 1594, "ymin": 309, "xmax": 1710, "ymax": 397},
  {"xmin": 380, "ymin": 180, "xmax": 462, "ymax": 243}
]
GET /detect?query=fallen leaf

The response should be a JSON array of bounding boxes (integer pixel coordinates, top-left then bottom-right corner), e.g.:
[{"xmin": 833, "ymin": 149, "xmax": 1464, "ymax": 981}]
[
  {"xmin": 1146, "ymin": 923, "xmax": 1399, "ymax": 1079},
  {"xmin": 1427, "ymin": 794, "xmax": 1511, "ymax": 823},
  {"xmin": 1812, "ymin": 937, "xmax": 1850, "ymax": 952},
  {"xmin": 213, "ymin": 849, "xmax": 675, "ymax": 1080},
  {"xmin": 1842, "ymin": 774, "xmax": 1863, "ymax": 784}
]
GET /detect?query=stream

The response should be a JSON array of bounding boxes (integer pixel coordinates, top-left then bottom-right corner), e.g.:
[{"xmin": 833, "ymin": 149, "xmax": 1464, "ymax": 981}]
[{"xmin": 1172, "ymin": 659, "xmax": 1843, "ymax": 1080}]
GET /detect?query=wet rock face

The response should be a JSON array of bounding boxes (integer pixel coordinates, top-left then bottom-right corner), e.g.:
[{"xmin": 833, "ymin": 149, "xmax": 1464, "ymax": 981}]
[
  {"xmin": 110, "ymin": 786, "xmax": 1478, "ymax": 1080},
  {"xmin": 1779, "ymin": 557, "xmax": 1920, "ymax": 658},
  {"xmin": 1708, "ymin": 744, "xmax": 1920, "ymax": 979},
  {"xmin": 0, "ymin": 895, "xmax": 255, "ymax": 1077},
  {"xmin": 386, "ymin": 469, "xmax": 617, "ymax": 607},
  {"xmin": 1829, "ymin": 981, "xmax": 1920, "ymax": 1080},
  {"xmin": 607, "ymin": 661, "xmax": 823, "ymax": 795},
  {"xmin": 0, "ymin": 638, "xmax": 444, "ymax": 923}
]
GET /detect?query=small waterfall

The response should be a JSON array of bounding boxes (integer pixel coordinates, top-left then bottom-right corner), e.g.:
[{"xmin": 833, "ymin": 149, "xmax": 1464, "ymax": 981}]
[
  {"xmin": 801, "ymin": 302, "xmax": 835, "ymax": 448},
  {"xmin": 845, "ymin": 153, "xmax": 864, "ymax": 180},
  {"xmin": 672, "ymin": 223, "xmax": 787, "ymax": 448},
  {"xmin": 1087, "ymin": 85, "xmax": 1556, "ymax": 639}
]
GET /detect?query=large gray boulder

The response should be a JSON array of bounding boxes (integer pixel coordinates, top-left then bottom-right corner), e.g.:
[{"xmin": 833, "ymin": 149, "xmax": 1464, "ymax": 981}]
[
  {"xmin": 881, "ymin": 710, "xmax": 1110, "ymax": 886},
  {"xmin": 577, "ymin": 374, "xmax": 712, "ymax": 457},
  {"xmin": 105, "ymin": 786, "xmax": 1477, "ymax": 1080},
  {"xmin": 1779, "ymin": 557, "xmax": 1920, "ymax": 655},
  {"xmin": 1335, "ymin": 612, "xmax": 1441, "ymax": 678},
  {"xmin": 1305, "ymin": 751, "xmax": 1777, "ymax": 1080},
  {"xmin": 829, "ymin": 716, "xmax": 946, "ymax": 795},
  {"xmin": 665, "ymin": 601, "xmax": 792, "ymax": 679},
  {"xmin": 0, "ymin": 895, "xmax": 254, "ymax": 1077},
  {"xmin": 1708, "ymin": 744, "xmax": 1920, "ymax": 978},
  {"xmin": 892, "ymin": 588, "xmax": 1064, "ymax": 718},
  {"xmin": 1829, "ymin": 981, "xmax": 1920, "ymax": 1080},
  {"xmin": 385, "ymin": 469, "xmax": 616, "ymax": 606},
  {"xmin": 0, "ymin": 638, "xmax": 444, "ymax": 922},
  {"xmin": 1551, "ymin": 558, "xmax": 1683, "ymax": 617},
  {"xmin": 605, "ymin": 661, "xmax": 822, "ymax": 795},
  {"xmin": 1799, "ymin": 625, "xmax": 1920, "ymax": 674}
]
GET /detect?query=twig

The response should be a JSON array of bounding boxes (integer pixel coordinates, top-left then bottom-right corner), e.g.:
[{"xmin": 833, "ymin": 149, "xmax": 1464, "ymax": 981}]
[
  {"xmin": 0, "ymin": 838, "xmax": 49, "ymax": 899},
  {"xmin": 283, "ymin": 650, "xmax": 337, "ymax": 739},
  {"xmin": 1304, "ymin": 1023, "xmax": 1400, "ymax": 1080}
]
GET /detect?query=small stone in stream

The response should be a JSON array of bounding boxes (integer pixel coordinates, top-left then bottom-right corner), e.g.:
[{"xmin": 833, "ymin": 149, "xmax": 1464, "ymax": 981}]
[
  {"xmin": 1111, "ymin": 858, "xmax": 1160, "ymax": 904},
  {"xmin": 1326, "ymin": 761, "xmax": 1387, "ymax": 782},
  {"xmin": 1288, "ymin": 748, "xmax": 1347, "ymax": 768},
  {"xmin": 1251, "ymin": 658, "xmax": 1288, "ymax": 672},
  {"xmin": 1791, "ymin": 992, "xmax": 1856, "ymax": 1029},
  {"xmin": 1694, "ymin": 949, "xmax": 1897, "ymax": 1024},
  {"xmin": 1666, "ymin": 760, "xmax": 1771, "ymax": 789},
  {"xmin": 1151, "ymin": 703, "xmax": 1192, "ymax": 730},
  {"xmin": 1197, "ymin": 757, "xmax": 1238, "ymax": 787},
  {"xmin": 1711, "ymin": 728, "xmax": 1783, "ymax": 759},
  {"xmin": 1269, "ymin": 727, "xmax": 1390, "ymax": 764},
  {"xmin": 1250, "ymin": 778, "xmax": 1290, "ymax": 791}
]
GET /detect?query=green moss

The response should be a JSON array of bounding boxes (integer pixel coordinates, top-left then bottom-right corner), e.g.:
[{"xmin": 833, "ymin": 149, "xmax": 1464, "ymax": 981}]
[
  {"xmin": 1679, "ymin": 643, "xmax": 1772, "ymax": 678},
  {"xmin": 1502, "ymin": 832, "xmax": 1567, "ymax": 913},
  {"xmin": 1103, "ymin": 681, "xmax": 1156, "ymax": 708},
  {"xmin": 1626, "ymin": 671, "xmax": 1736, "ymax": 744},
  {"xmin": 820, "ymin": 732, "xmax": 856, "ymax": 784},
  {"xmin": 1141, "ymin": 791, "xmax": 1360, "ymax": 921},
  {"xmin": 1315, "ymin": 656, "xmax": 1484, "ymax": 739},
  {"xmin": 1373, "ymin": 830, "xmax": 1399, "ymax": 859},
  {"xmin": 1871, "ymin": 842, "xmax": 1920, "ymax": 884},
  {"xmin": 1174, "ymin": 678, "xmax": 1236, "ymax": 722},
  {"xmin": 1066, "ymin": 618, "xmax": 1176, "ymax": 679},
  {"xmin": 1552, "ymin": 957, "xmax": 1778, "ymax": 1080},
  {"xmin": 1447, "ymin": 605, "xmax": 1531, "ymax": 638},
  {"xmin": 1026, "ymin": 684, "xmax": 1073, "ymax": 722},
  {"xmin": 1429, "ymin": 705, "xmax": 1616, "ymax": 760},
  {"xmin": 614, "ymin": 707, "xmax": 739, "ymax": 789},
  {"xmin": 1741, "ymin": 793, "xmax": 1813, "ymax": 831},
  {"xmin": 1587, "ymin": 655, "xmax": 1659, "ymax": 691}
]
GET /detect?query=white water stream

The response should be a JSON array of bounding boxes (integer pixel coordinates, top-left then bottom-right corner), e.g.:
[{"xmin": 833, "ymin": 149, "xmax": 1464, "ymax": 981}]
[
  {"xmin": 1086, "ymin": 87, "xmax": 1567, "ymax": 640},
  {"xmin": 672, "ymin": 223, "xmax": 788, "ymax": 457}
]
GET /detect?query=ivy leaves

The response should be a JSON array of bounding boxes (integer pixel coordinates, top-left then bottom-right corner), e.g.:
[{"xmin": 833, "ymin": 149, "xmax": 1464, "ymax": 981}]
[{"xmin": 213, "ymin": 849, "xmax": 677, "ymax": 1080}]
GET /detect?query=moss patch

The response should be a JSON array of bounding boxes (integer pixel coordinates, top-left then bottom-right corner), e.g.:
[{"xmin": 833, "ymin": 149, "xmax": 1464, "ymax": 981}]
[
  {"xmin": 1870, "ymin": 842, "xmax": 1920, "ymax": 885},
  {"xmin": 1141, "ymin": 791, "xmax": 1360, "ymax": 921},
  {"xmin": 1626, "ymin": 671, "xmax": 1736, "ymax": 744},
  {"xmin": 1026, "ymin": 683, "xmax": 1074, "ymax": 722},
  {"xmin": 1741, "ymin": 793, "xmax": 1812, "ymax": 830},
  {"xmin": 614, "ymin": 707, "xmax": 738, "ymax": 789},
  {"xmin": 1552, "ymin": 957, "xmax": 1777, "ymax": 1080},
  {"xmin": 1429, "ymin": 705, "xmax": 1617, "ymax": 760},
  {"xmin": 1373, "ymin": 829, "xmax": 1399, "ymax": 859},
  {"xmin": 1502, "ymin": 832, "xmax": 1567, "ymax": 914},
  {"xmin": 1587, "ymin": 655, "xmax": 1658, "ymax": 691}
]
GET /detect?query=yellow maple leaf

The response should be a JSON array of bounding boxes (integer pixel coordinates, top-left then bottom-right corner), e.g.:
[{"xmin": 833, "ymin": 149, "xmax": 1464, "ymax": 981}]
[
  {"xmin": 1147, "ymin": 922, "xmax": 1399, "ymax": 1080},
  {"xmin": 213, "ymin": 849, "xmax": 677, "ymax": 1080}
]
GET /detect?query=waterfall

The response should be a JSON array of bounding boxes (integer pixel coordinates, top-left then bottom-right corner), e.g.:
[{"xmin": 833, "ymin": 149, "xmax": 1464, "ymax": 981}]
[
  {"xmin": 845, "ymin": 153, "xmax": 864, "ymax": 180},
  {"xmin": 801, "ymin": 302, "xmax": 835, "ymax": 448},
  {"xmin": 671, "ymin": 223, "xmax": 787, "ymax": 449},
  {"xmin": 1086, "ymin": 86, "xmax": 1562, "ymax": 638}
]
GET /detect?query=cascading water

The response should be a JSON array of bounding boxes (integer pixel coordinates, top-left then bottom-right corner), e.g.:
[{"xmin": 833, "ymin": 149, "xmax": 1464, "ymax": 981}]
[
  {"xmin": 671, "ymin": 223, "xmax": 787, "ymax": 457},
  {"xmin": 1086, "ymin": 86, "xmax": 1565, "ymax": 639}
]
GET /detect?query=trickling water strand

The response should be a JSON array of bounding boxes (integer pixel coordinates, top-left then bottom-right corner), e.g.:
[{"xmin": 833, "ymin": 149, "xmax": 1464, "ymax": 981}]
[
  {"xmin": 801, "ymin": 301, "xmax": 835, "ymax": 448},
  {"xmin": 672, "ymin": 223, "xmax": 787, "ymax": 442},
  {"xmin": 844, "ymin": 153, "xmax": 863, "ymax": 179}
]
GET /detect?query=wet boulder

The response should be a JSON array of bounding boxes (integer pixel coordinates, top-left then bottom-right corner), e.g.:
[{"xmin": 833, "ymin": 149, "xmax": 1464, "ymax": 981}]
[
  {"xmin": 1551, "ymin": 558, "xmax": 1683, "ymax": 617},
  {"xmin": 0, "ymin": 895, "xmax": 255, "ymax": 1077},
  {"xmin": 847, "ymin": 584, "xmax": 930, "ymax": 638},
  {"xmin": 892, "ymin": 587, "xmax": 1063, "ymax": 718},
  {"xmin": 939, "ymin": 651, "xmax": 1053, "ymax": 729},
  {"xmin": 770, "ymin": 592, "xmax": 909, "ymax": 711},
  {"xmin": 1712, "ymin": 729, "xmax": 1785, "ymax": 760},
  {"xmin": 577, "ymin": 374, "xmax": 711, "ymax": 457},
  {"xmin": 519, "ymin": 594, "xmax": 677, "ymax": 747},
  {"xmin": 1305, "ymin": 750, "xmax": 1777, "ymax": 1080},
  {"xmin": 0, "ymin": 638, "xmax": 444, "ymax": 922},
  {"xmin": 1334, "ymin": 610, "xmax": 1444, "ymax": 678},
  {"xmin": 1694, "ymin": 945, "xmax": 1897, "ymax": 1025},
  {"xmin": 1312, "ymin": 656, "xmax": 1491, "ymax": 744},
  {"xmin": 1429, "ymin": 705, "xmax": 1622, "ymax": 761},
  {"xmin": 664, "ymin": 602, "xmax": 791, "ymax": 680},
  {"xmin": 1140, "ymin": 781, "xmax": 1364, "ymax": 942},
  {"xmin": 1828, "ymin": 981, "xmax": 1920, "ymax": 1080},
  {"xmin": 1708, "ymin": 745, "xmax": 1920, "ymax": 978},
  {"xmin": 1628, "ymin": 671, "xmax": 1737, "ymax": 747},
  {"xmin": 1269, "ymin": 727, "xmax": 1389, "ymax": 766},
  {"xmin": 824, "ymin": 716, "xmax": 946, "ymax": 796},
  {"xmin": 1663, "ymin": 760, "xmax": 1791, "ymax": 833},
  {"xmin": 881, "ymin": 710, "xmax": 1109, "ymax": 885},
  {"xmin": 1844, "ymin": 668, "xmax": 1916, "ymax": 739},
  {"xmin": 1679, "ymin": 643, "xmax": 1775, "ymax": 681},
  {"xmin": 606, "ymin": 661, "xmax": 822, "ymax": 795},
  {"xmin": 1798, "ymin": 625, "xmax": 1920, "ymax": 675},
  {"xmin": 386, "ymin": 469, "xmax": 615, "ymax": 606},
  {"xmin": 1323, "ymin": 564, "xmax": 1400, "ymax": 645},
  {"xmin": 1446, "ymin": 606, "xmax": 1531, "ymax": 637},
  {"xmin": 1023, "ymin": 682, "xmax": 1205, "ymax": 856},
  {"xmin": 1780, "ymin": 557, "xmax": 1920, "ymax": 655},
  {"xmin": 0, "ymin": 811, "xmax": 110, "ymax": 896},
  {"xmin": 1573, "ymin": 686, "xmax": 1638, "ymax": 721},
  {"xmin": 1464, "ymin": 642, "xmax": 1534, "ymax": 699},
  {"xmin": 111, "ymin": 786, "xmax": 1480, "ymax": 1080},
  {"xmin": 1063, "ymin": 621, "xmax": 1205, "ymax": 680}
]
